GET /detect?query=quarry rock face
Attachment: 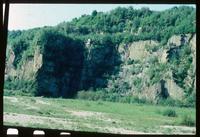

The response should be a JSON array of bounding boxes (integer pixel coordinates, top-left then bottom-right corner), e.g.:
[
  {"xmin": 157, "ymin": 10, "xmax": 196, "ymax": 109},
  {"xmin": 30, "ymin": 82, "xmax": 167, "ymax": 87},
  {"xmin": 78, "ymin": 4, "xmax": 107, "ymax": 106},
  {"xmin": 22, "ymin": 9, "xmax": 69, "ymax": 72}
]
[
  {"xmin": 167, "ymin": 34, "xmax": 192, "ymax": 48},
  {"xmin": 5, "ymin": 47, "xmax": 17, "ymax": 80},
  {"xmin": 5, "ymin": 34, "xmax": 196, "ymax": 102},
  {"xmin": 33, "ymin": 47, "xmax": 43, "ymax": 73},
  {"xmin": 5, "ymin": 46, "xmax": 43, "ymax": 81},
  {"xmin": 118, "ymin": 40, "xmax": 159, "ymax": 61},
  {"xmin": 114, "ymin": 34, "xmax": 195, "ymax": 101}
]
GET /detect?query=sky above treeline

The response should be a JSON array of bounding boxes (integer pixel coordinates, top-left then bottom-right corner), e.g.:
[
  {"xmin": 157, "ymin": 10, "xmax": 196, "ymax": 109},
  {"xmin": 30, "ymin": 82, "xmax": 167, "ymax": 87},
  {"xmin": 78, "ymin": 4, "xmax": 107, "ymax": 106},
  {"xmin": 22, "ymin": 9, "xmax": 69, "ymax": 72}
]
[{"xmin": 4, "ymin": 4, "xmax": 196, "ymax": 30}]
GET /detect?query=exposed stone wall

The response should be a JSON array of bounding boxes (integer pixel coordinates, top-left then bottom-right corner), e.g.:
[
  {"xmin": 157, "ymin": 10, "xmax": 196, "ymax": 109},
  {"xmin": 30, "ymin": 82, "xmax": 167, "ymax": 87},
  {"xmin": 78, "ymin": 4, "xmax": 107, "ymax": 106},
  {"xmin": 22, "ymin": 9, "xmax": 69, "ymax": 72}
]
[{"xmin": 5, "ymin": 34, "xmax": 196, "ymax": 101}]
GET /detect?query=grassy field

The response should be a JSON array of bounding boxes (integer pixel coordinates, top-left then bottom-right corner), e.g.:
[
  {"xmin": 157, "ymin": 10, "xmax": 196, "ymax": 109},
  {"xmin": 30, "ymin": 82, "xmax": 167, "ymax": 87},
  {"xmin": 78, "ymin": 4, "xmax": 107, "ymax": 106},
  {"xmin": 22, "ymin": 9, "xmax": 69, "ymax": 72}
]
[{"xmin": 3, "ymin": 96, "xmax": 196, "ymax": 134}]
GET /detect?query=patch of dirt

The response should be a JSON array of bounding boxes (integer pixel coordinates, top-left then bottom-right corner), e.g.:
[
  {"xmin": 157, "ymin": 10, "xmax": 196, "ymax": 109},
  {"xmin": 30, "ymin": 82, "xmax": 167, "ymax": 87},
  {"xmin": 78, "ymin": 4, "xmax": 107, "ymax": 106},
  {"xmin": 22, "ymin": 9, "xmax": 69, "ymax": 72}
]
[
  {"xmin": 160, "ymin": 125, "xmax": 196, "ymax": 134},
  {"xmin": 83, "ymin": 123, "xmax": 162, "ymax": 134},
  {"xmin": 4, "ymin": 112, "xmax": 46, "ymax": 124},
  {"xmin": 4, "ymin": 112, "xmax": 195, "ymax": 135},
  {"xmin": 25, "ymin": 106, "xmax": 40, "ymax": 110},
  {"xmin": 3, "ymin": 112, "xmax": 75, "ymax": 129},
  {"xmin": 36, "ymin": 100, "xmax": 50, "ymax": 105},
  {"xmin": 66, "ymin": 110, "xmax": 103, "ymax": 117},
  {"xmin": 65, "ymin": 109, "xmax": 120, "ymax": 124},
  {"xmin": 100, "ymin": 127, "xmax": 146, "ymax": 134},
  {"xmin": 4, "ymin": 96, "xmax": 18, "ymax": 103},
  {"xmin": 21, "ymin": 102, "xmax": 40, "ymax": 110}
]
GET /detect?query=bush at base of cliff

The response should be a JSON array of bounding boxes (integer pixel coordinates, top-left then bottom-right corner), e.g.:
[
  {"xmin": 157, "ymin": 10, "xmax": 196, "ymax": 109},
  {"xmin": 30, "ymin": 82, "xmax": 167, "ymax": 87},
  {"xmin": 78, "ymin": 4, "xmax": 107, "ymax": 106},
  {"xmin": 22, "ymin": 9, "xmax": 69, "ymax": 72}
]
[
  {"xmin": 162, "ymin": 109, "xmax": 177, "ymax": 117},
  {"xmin": 157, "ymin": 97, "xmax": 195, "ymax": 108},
  {"xmin": 4, "ymin": 79, "xmax": 36, "ymax": 96},
  {"xmin": 180, "ymin": 115, "xmax": 195, "ymax": 127},
  {"xmin": 76, "ymin": 89, "xmax": 150, "ymax": 104},
  {"xmin": 158, "ymin": 97, "xmax": 183, "ymax": 107}
]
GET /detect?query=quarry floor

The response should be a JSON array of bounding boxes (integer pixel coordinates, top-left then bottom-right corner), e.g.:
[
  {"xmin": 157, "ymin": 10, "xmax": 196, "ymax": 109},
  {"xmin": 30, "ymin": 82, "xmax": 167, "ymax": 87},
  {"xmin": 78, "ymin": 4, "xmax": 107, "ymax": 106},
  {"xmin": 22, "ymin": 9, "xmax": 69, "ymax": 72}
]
[{"xmin": 3, "ymin": 96, "xmax": 196, "ymax": 135}]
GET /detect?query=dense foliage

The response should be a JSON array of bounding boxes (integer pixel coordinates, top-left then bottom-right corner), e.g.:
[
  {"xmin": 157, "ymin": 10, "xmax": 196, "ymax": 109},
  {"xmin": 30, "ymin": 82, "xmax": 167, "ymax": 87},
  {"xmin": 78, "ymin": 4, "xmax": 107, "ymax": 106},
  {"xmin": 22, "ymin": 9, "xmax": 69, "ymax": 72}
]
[
  {"xmin": 8, "ymin": 6, "xmax": 195, "ymax": 46},
  {"xmin": 56, "ymin": 6, "xmax": 195, "ymax": 43}
]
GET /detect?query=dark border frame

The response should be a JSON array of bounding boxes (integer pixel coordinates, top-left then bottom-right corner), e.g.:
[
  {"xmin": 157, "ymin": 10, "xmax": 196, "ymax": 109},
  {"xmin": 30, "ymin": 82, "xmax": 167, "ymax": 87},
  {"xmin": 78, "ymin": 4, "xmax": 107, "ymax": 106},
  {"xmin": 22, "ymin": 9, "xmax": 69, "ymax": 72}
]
[
  {"xmin": 1, "ymin": 0, "xmax": 197, "ymax": 4},
  {"xmin": 1, "ymin": 0, "xmax": 198, "ymax": 137}
]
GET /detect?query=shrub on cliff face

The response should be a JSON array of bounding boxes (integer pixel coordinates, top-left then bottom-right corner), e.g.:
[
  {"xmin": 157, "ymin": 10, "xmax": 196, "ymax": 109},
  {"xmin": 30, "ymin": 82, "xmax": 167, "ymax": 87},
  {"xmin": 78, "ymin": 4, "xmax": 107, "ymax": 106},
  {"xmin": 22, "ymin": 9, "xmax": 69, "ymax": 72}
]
[
  {"xmin": 107, "ymin": 77, "xmax": 131, "ymax": 95},
  {"xmin": 130, "ymin": 66, "xmax": 141, "ymax": 75},
  {"xmin": 12, "ymin": 39, "xmax": 29, "ymax": 68},
  {"xmin": 169, "ymin": 44, "xmax": 194, "ymax": 94},
  {"xmin": 132, "ymin": 77, "xmax": 142, "ymax": 92}
]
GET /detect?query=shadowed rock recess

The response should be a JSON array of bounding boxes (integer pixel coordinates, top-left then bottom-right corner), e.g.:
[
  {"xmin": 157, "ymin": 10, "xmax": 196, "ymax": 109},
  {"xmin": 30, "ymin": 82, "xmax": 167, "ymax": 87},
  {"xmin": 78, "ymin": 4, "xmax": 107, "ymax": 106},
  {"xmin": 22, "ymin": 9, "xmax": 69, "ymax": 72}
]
[
  {"xmin": 35, "ymin": 33, "xmax": 85, "ymax": 97},
  {"xmin": 4, "ymin": 6, "xmax": 196, "ymax": 105},
  {"xmin": 35, "ymin": 32, "xmax": 120, "ymax": 97}
]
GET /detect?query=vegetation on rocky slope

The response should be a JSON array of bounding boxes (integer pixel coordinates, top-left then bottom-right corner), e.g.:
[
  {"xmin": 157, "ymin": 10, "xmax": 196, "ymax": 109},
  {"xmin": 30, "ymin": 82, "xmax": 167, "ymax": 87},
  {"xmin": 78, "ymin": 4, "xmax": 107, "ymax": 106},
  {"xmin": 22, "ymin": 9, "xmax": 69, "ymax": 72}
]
[{"xmin": 4, "ymin": 6, "xmax": 196, "ymax": 107}]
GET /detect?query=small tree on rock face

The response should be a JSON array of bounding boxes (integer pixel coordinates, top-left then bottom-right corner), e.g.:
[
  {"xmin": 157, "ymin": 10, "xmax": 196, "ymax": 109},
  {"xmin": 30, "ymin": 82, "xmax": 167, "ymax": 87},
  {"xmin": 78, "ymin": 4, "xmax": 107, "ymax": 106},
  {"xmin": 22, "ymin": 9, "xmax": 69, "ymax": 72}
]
[
  {"xmin": 92, "ymin": 10, "xmax": 98, "ymax": 16},
  {"xmin": 12, "ymin": 39, "xmax": 29, "ymax": 68}
]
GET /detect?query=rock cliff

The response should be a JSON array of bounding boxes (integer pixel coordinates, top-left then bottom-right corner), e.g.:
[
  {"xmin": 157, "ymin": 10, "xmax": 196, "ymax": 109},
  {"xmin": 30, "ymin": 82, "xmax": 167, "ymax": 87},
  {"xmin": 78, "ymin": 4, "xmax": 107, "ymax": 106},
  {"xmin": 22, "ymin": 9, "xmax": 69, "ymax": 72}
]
[{"xmin": 5, "ymin": 33, "xmax": 196, "ymax": 103}]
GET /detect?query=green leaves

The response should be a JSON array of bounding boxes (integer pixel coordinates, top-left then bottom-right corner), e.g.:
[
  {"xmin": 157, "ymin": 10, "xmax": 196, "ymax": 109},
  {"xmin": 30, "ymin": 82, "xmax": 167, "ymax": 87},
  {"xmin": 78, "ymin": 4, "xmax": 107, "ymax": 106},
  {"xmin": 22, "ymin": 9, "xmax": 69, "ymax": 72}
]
[
  {"xmin": 169, "ymin": 44, "xmax": 193, "ymax": 89},
  {"xmin": 12, "ymin": 39, "xmax": 29, "ymax": 68},
  {"xmin": 92, "ymin": 10, "xmax": 98, "ymax": 16}
]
